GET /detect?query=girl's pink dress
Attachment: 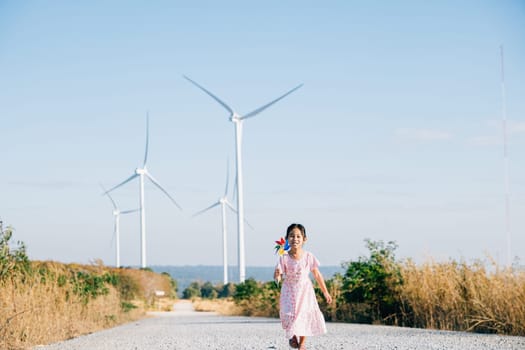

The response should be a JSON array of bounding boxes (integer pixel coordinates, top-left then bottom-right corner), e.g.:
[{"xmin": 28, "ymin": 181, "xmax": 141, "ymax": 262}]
[{"xmin": 276, "ymin": 251, "xmax": 327, "ymax": 339}]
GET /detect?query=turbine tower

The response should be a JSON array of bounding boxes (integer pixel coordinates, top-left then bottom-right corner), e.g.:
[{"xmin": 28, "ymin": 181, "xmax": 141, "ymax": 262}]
[
  {"xmin": 500, "ymin": 45, "xmax": 511, "ymax": 267},
  {"xmin": 100, "ymin": 184, "xmax": 139, "ymax": 268},
  {"xmin": 105, "ymin": 113, "xmax": 182, "ymax": 268},
  {"xmin": 192, "ymin": 161, "xmax": 237, "ymax": 284},
  {"xmin": 184, "ymin": 76, "xmax": 302, "ymax": 282}
]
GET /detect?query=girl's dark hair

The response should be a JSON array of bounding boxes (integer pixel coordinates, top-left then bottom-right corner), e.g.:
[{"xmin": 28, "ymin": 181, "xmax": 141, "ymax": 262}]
[{"xmin": 286, "ymin": 223, "xmax": 306, "ymax": 239}]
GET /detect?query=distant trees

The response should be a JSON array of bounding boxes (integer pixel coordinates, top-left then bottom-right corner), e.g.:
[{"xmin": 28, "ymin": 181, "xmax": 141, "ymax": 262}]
[{"xmin": 182, "ymin": 281, "xmax": 236, "ymax": 299}]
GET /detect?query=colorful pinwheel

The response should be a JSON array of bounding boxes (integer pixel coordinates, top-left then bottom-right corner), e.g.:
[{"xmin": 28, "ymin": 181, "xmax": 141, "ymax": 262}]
[{"xmin": 274, "ymin": 237, "xmax": 290, "ymax": 256}]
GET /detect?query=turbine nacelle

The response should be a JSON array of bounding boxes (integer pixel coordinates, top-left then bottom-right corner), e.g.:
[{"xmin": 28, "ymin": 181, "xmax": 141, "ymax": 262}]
[
  {"xmin": 136, "ymin": 168, "xmax": 146, "ymax": 175},
  {"xmin": 229, "ymin": 113, "xmax": 242, "ymax": 123}
]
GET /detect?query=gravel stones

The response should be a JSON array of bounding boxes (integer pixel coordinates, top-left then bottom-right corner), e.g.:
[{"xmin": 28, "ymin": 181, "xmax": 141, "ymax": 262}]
[{"xmin": 34, "ymin": 302, "xmax": 525, "ymax": 350}]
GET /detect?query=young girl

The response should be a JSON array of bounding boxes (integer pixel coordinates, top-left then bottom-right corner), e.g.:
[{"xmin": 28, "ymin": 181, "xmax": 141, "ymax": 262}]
[{"xmin": 274, "ymin": 223, "xmax": 333, "ymax": 349}]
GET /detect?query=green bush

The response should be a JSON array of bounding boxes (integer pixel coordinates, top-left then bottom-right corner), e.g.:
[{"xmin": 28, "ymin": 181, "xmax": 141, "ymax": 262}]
[
  {"xmin": 342, "ymin": 239, "xmax": 403, "ymax": 324},
  {"xmin": 218, "ymin": 283, "xmax": 236, "ymax": 298},
  {"xmin": 233, "ymin": 278, "xmax": 261, "ymax": 301},
  {"xmin": 200, "ymin": 281, "xmax": 217, "ymax": 299},
  {"xmin": 182, "ymin": 281, "xmax": 202, "ymax": 299},
  {"xmin": 232, "ymin": 279, "xmax": 280, "ymax": 317},
  {"xmin": 71, "ymin": 271, "xmax": 112, "ymax": 304},
  {"xmin": 0, "ymin": 223, "xmax": 30, "ymax": 281}
]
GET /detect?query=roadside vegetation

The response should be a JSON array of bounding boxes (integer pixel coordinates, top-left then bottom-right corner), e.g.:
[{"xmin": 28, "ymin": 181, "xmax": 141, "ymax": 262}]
[
  {"xmin": 2, "ymin": 218, "xmax": 523, "ymax": 350},
  {"xmin": 0, "ymin": 223, "xmax": 177, "ymax": 350},
  {"xmin": 183, "ymin": 239, "xmax": 525, "ymax": 336}
]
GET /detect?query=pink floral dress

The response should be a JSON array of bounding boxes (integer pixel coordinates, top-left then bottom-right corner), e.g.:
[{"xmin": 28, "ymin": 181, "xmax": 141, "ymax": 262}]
[{"xmin": 276, "ymin": 251, "xmax": 327, "ymax": 339}]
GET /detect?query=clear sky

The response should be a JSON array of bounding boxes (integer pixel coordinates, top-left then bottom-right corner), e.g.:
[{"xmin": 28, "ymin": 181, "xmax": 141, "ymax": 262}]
[{"xmin": 1, "ymin": 1, "xmax": 524, "ymax": 270}]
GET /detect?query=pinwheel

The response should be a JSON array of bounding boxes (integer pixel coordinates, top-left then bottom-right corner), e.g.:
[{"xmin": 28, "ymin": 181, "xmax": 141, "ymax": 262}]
[{"xmin": 274, "ymin": 237, "xmax": 290, "ymax": 256}]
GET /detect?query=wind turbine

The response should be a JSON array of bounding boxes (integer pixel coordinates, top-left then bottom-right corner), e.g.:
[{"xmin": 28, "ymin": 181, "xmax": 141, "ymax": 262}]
[
  {"xmin": 104, "ymin": 113, "xmax": 182, "ymax": 268},
  {"xmin": 100, "ymin": 184, "xmax": 139, "ymax": 268},
  {"xmin": 192, "ymin": 161, "xmax": 237, "ymax": 284},
  {"xmin": 184, "ymin": 75, "xmax": 302, "ymax": 282}
]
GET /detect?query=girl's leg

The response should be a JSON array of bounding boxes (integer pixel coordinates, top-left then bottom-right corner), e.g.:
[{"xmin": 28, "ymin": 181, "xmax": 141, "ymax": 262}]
[
  {"xmin": 298, "ymin": 336, "xmax": 306, "ymax": 349},
  {"xmin": 288, "ymin": 335, "xmax": 298, "ymax": 348}
]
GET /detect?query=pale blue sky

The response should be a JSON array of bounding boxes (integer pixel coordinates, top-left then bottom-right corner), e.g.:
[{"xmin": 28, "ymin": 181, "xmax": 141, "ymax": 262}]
[{"xmin": 1, "ymin": 1, "xmax": 524, "ymax": 269}]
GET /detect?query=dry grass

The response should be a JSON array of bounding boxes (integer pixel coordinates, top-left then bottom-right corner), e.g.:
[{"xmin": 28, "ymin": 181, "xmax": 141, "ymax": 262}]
[
  {"xmin": 0, "ymin": 261, "xmax": 173, "ymax": 350},
  {"xmin": 151, "ymin": 297, "xmax": 177, "ymax": 312},
  {"xmin": 118, "ymin": 268, "xmax": 173, "ymax": 305},
  {"xmin": 400, "ymin": 259, "xmax": 469, "ymax": 330},
  {"xmin": 192, "ymin": 298, "xmax": 244, "ymax": 316},
  {"xmin": 400, "ymin": 259, "xmax": 525, "ymax": 335},
  {"xmin": 463, "ymin": 263, "xmax": 525, "ymax": 334}
]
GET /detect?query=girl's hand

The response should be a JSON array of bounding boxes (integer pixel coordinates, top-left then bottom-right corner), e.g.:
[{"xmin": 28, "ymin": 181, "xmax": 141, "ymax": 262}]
[
  {"xmin": 274, "ymin": 268, "xmax": 281, "ymax": 283},
  {"xmin": 324, "ymin": 292, "xmax": 333, "ymax": 304}
]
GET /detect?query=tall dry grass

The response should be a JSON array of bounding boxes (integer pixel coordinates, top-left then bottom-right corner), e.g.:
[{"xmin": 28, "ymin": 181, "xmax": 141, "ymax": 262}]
[
  {"xmin": 215, "ymin": 257, "xmax": 525, "ymax": 336},
  {"xmin": 192, "ymin": 298, "xmax": 244, "ymax": 316},
  {"xmin": 0, "ymin": 261, "xmax": 173, "ymax": 350},
  {"xmin": 118, "ymin": 268, "xmax": 173, "ymax": 304},
  {"xmin": 400, "ymin": 259, "xmax": 525, "ymax": 335}
]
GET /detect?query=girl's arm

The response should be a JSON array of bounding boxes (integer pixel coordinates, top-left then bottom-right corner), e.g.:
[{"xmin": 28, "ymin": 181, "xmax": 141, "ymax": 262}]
[
  {"xmin": 275, "ymin": 256, "xmax": 284, "ymax": 283},
  {"xmin": 312, "ymin": 267, "xmax": 333, "ymax": 304},
  {"xmin": 274, "ymin": 267, "xmax": 282, "ymax": 283}
]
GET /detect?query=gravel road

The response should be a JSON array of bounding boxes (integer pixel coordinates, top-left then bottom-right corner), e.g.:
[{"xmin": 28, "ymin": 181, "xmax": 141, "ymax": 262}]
[{"xmin": 34, "ymin": 301, "xmax": 525, "ymax": 350}]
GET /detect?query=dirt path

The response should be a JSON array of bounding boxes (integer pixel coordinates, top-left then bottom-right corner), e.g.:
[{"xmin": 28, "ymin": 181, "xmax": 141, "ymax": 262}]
[{"xmin": 34, "ymin": 301, "xmax": 525, "ymax": 349}]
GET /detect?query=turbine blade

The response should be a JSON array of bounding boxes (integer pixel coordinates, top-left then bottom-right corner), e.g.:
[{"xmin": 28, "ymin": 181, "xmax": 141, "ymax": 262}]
[
  {"xmin": 104, "ymin": 173, "xmax": 139, "ymax": 194},
  {"xmin": 145, "ymin": 171, "xmax": 183, "ymax": 211},
  {"xmin": 232, "ymin": 172, "xmax": 238, "ymax": 203},
  {"xmin": 225, "ymin": 200, "xmax": 237, "ymax": 214},
  {"xmin": 245, "ymin": 220, "xmax": 255, "ymax": 230},
  {"xmin": 110, "ymin": 221, "xmax": 116, "ymax": 248},
  {"xmin": 121, "ymin": 208, "xmax": 140, "ymax": 215},
  {"xmin": 224, "ymin": 158, "xmax": 230, "ymax": 197},
  {"xmin": 100, "ymin": 183, "xmax": 117, "ymax": 210},
  {"xmin": 244, "ymin": 219, "xmax": 255, "ymax": 230},
  {"xmin": 225, "ymin": 200, "xmax": 254, "ymax": 230},
  {"xmin": 183, "ymin": 75, "xmax": 234, "ymax": 115},
  {"xmin": 192, "ymin": 202, "xmax": 220, "ymax": 217},
  {"xmin": 143, "ymin": 112, "xmax": 150, "ymax": 167},
  {"xmin": 242, "ymin": 83, "xmax": 303, "ymax": 120}
]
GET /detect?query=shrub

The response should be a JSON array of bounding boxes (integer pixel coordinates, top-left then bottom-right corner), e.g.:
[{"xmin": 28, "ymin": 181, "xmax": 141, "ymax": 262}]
[
  {"xmin": 232, "ymin": 279, "xmax": 280, "ymax": 317},
  {"xmin": 218, "ymin": 282, "xmax": 236, "ymax": 298},
  {"xmin": 183, "ymin": 281, "xmax": 202, "ymax": 299},
  {"xmin": 0, "ymin": 223, "xmax": 30, "ymax": 281},
  {"xmin": 342, "ymin": 239, "xmax": 403, "ymax": 324},
  {"xmin": 233, "ymin": 278, "xmax": 261, "ymax": 301},
  {"xmin": 201, "ymin": 281, "xmax": 217, "ymax": 299}
]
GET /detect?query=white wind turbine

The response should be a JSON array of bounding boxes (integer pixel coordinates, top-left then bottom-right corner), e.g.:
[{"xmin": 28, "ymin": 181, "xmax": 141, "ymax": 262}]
[
  {"xmin": 184, "ymin": 76, "xmax": 302, "ymax": 282},
  {"xmin": 104, "ymin": 113, "xmax": 182, "ymax": 268},
  {"xmin": 100, "ymin": 184, "xmax": 139, "ymax": 268},
  {"xmin": 192, "ymin": 161, "xmax": 237, "ymax": 284}
]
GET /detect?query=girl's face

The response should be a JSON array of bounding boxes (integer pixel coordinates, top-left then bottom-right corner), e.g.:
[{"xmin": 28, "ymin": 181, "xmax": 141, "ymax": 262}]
[{"xmin": 287, "ymin": 227, "xmax": 306, "ymax": 249}]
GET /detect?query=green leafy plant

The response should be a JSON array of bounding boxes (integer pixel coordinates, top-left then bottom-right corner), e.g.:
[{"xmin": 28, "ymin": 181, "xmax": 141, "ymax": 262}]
[
  {"xmin": 233, "ymin": 278, "xmax": 261, "ymax": 301},
  {"xmin": 182, "ymin": 281, "xmax": 202, "ymax": 299},
  {"xmin": 342, "ymin": 239, "xmax": 403, "ymax": 324},
  {"xmin": 0, "ymin": 222, "xmax": 30, "ymax": 281}
]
